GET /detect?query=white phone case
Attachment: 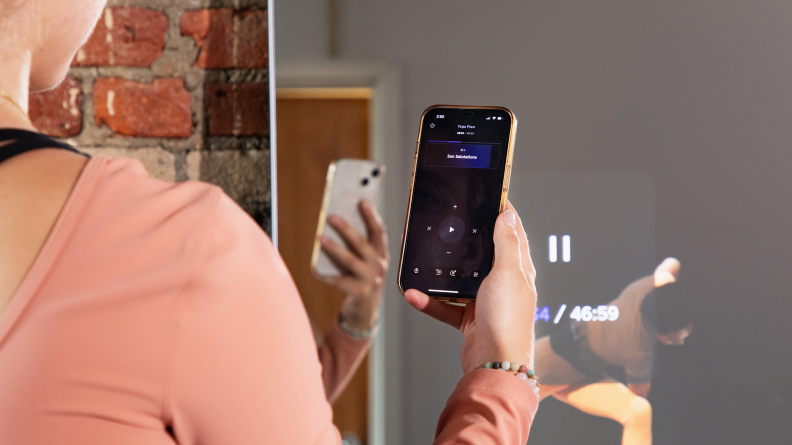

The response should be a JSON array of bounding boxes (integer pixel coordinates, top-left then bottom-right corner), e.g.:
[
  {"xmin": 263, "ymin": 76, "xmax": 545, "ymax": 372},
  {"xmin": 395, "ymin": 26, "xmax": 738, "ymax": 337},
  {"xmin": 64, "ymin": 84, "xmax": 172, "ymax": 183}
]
[{"xmin": 311, "ymin": 159, "xmax": 386, "ymax": 277}]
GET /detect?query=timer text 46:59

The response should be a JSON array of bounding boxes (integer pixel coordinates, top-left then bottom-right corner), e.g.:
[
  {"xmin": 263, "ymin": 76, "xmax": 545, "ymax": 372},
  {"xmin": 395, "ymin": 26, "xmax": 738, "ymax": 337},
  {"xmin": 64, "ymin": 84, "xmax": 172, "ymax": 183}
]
[{"xmin": 535, "ymin": 304, "xmax": 620, "ymax": 323}]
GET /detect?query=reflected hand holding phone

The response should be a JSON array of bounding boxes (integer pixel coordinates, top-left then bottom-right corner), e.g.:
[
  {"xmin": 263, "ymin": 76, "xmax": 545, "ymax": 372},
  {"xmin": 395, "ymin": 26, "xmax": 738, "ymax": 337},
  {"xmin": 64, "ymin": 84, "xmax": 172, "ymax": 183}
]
[
  {"xmin": 311, "ymin": 159, "xmax": 389, "ymax": 334},
  {"xmin": 312, "ymin": 159, "xmax": 386, "ymax": 278}
]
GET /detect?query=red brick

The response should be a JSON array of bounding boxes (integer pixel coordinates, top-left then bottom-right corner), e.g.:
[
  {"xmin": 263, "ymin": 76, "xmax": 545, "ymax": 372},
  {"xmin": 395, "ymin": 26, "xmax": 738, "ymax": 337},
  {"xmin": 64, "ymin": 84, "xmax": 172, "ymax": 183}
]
[
  {"xmin": 181, "ymin": 9, "xmax": 268, "ymax": 69},
  {"xmin": 29, "ymin": 76, "xmax": 83, "ymax": 138},
  {"xmin": 94, "ymin": 78, "xmax": 193, "ymax": 138},
  {"xmin": 236, "ymin": 11, "xmax": 269, "ymax": 68},
  {"xmin": 205, "ymin": 82, "xmax": 269, "ymax": 136},
  {"xmin": 181, "ymin": 9, "xmax": 233, "ymax": 69},
  {"xmin": 237, "ymin": 83, "xmax": 270, "ymax": 135},
  {"xmin": 73, "ymin": 8, "xmax": 167, "ymax": 67},
  {"xmin": 205, "ymin": 82, "xmax": 233, "ymax": 135}
]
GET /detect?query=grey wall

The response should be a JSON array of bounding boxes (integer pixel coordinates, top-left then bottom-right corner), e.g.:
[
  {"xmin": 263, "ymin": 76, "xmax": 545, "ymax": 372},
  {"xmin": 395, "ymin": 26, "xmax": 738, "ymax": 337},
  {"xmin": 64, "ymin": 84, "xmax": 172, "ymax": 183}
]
[
  {"xmin": 277, "ymin": 1, "xmax": 792, "ymax": 443},
  {"xmin": 274, "ymin": 0, "xmax": 327, "ymax": 60}
]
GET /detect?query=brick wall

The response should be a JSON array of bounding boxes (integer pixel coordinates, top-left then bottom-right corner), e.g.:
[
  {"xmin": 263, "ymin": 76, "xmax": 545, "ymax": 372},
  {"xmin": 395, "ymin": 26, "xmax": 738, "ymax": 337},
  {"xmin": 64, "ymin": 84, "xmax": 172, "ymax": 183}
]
[{"xmin": 29, "ymin": 0, "xmax": 273, "ymax": 234}]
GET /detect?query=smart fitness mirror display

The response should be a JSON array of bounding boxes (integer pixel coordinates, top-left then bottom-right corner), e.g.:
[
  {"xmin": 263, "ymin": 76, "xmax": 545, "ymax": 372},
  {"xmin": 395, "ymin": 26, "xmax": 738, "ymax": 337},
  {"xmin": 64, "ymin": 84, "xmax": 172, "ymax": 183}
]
[{"xmin": 399, "ymin": 107, "xmax": 513, "ymax": 299}]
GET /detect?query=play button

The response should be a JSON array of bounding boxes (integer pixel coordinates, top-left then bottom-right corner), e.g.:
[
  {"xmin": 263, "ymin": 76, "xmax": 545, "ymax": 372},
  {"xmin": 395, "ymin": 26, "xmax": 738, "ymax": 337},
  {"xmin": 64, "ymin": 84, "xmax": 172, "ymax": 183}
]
[{"xmin": 439, "ymin": 216, "xmax": 465, "ymax": 243}]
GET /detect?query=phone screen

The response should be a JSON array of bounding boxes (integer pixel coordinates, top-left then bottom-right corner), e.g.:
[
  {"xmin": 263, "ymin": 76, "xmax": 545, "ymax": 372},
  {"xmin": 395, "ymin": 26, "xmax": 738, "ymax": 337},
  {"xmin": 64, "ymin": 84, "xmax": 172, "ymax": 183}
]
[{"xmin": 399, "ymin": 107, "xmax": 514, "ymax": 299}]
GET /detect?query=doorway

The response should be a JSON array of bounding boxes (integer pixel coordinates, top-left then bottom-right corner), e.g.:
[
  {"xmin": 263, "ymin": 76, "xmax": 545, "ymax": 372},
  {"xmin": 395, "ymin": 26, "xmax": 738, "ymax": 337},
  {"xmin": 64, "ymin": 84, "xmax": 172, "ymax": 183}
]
[{"xmin": 276, "ymin": 87, "xmax": 372, "ymax": 444}]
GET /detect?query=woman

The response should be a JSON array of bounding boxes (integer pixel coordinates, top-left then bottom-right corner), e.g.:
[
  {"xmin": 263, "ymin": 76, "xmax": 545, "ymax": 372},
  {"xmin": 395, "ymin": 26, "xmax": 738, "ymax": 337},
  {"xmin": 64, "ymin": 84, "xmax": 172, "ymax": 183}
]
[
  {"xmin": 0, "ymin": 0, "xmax": 539, "ymax": 443},
  {"xmin": 534, "ymin": 258, "xmax": 693, "ymax": 445}
]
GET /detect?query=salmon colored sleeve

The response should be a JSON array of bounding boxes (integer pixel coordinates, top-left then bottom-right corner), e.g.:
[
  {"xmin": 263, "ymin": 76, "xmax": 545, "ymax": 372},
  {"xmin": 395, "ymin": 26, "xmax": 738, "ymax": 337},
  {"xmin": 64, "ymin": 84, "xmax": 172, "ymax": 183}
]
[
  {"xmin": 166, "ymin": 192, "xmax": 340, "ymax": 445},
  {"xmin": 319, "ymin": 321, "xmax": 373, "ymax": 403},
  {"xmin": 434, "ymin": 369, "xmax": 539, "ymax": 445}
]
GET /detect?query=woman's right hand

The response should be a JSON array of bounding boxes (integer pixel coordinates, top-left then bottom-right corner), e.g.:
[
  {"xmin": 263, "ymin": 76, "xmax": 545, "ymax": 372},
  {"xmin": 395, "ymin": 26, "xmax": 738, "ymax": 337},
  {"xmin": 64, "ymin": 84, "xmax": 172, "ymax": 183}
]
[{"xmin": 404, "ymin": 201, "xmax": 538, "ymax": 373}]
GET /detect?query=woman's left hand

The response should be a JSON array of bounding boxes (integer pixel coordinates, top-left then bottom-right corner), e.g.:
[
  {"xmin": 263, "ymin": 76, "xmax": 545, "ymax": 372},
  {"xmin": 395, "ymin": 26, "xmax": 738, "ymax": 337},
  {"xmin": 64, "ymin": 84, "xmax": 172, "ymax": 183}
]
[{"xmin": 319, "ymin": 200, "xmax": 389, "ymax": 331}]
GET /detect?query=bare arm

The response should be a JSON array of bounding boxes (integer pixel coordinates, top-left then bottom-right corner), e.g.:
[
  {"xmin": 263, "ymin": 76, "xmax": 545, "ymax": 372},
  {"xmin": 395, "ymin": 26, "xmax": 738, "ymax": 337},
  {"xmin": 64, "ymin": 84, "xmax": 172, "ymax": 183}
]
[
  {"xmin": 406, "ymin": 202, "xmax": 540, "ymax": 443},
  {"xmin": 628, "ymin": 382, "xmax": 652, "ymax": 398},
  {"xmin": 318, "ymin": 322, "xmax": 372, "ymax": 403},
  {"xmin": 317, "ymin": 200, "xmax": 388, "ymax": 401}
]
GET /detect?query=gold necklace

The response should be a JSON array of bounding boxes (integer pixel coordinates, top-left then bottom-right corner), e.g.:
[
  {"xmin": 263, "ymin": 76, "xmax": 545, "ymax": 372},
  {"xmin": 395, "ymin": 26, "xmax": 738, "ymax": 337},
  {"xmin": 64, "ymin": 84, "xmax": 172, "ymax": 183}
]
[{"xmin": 0, "ymin": 90, "xmax": 32, "ymax": 125}]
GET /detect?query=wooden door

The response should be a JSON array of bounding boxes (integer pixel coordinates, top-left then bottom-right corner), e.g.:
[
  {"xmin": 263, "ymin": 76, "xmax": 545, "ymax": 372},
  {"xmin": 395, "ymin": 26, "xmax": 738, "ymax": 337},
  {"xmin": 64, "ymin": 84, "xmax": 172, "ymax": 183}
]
[{"xmin": 276, "ymin": 89, "xmax": 371, "ymax": 443}]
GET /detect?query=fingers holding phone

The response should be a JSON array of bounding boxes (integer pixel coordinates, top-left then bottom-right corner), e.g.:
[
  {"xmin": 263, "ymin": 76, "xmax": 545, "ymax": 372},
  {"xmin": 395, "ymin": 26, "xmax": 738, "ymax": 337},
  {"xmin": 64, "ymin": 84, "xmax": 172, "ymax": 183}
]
[
  {"xmin": 473, "ymin": 201, "xmax": 537, "ymax": 370},
  {"xmin": 319, "ymin": 200, "xmax": 389, "ymax": 331},
  {"xmin": 311, "ymin": 160, "xmax": 388, "ymax": 332},
  {"xmin": 405, "ymin": 201, "xmax": 537, "ymax": 373}
]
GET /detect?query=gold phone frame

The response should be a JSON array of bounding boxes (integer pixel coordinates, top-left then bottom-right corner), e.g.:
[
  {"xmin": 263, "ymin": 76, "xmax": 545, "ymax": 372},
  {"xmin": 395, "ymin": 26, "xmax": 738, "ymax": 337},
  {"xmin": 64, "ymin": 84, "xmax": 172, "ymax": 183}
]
[
  {"xmin": 310, "ymin": 160, "xmax": 339, "ymax": 277},
  {"xmin": 396, "ymin": 105, "xmax": 518, "ymax": 303},
  {"xmin": 310, "ymin": 158, "xmax": 385, "ymax": 277}
]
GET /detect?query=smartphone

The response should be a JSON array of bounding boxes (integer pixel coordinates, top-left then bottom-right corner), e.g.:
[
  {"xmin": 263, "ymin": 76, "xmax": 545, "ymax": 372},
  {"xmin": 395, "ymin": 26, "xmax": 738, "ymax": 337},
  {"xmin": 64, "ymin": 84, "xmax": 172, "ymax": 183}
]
[
  {"xmin": 312, "ymin": 159, "xmax": 386, "ymax": 277},
  {"xmin": 397, "ymin": 105, "xmax": 517, "ymax": 302}
]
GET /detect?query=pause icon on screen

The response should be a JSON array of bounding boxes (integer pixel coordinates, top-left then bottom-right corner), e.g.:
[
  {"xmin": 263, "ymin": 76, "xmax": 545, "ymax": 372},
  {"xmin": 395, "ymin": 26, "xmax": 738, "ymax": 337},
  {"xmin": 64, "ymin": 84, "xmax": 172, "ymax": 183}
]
[{"xmin": 549, "ymin": 235, "xmax": 571, "ymax": 263}]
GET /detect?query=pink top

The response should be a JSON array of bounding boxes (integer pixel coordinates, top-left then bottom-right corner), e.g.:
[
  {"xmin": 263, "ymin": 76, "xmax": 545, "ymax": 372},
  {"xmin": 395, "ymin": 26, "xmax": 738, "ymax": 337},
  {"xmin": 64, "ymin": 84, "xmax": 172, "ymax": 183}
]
[{"xmin": 0, "ymin": 156, "xmax": 538, "ymax": 444}]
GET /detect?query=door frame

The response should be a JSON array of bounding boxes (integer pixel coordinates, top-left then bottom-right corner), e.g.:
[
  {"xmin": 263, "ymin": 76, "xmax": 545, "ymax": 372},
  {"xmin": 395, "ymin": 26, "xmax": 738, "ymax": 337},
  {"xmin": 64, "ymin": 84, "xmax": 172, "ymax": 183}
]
[{"xmin": 276, "ymin": 61, "xmax": 404, "ymax": 445}]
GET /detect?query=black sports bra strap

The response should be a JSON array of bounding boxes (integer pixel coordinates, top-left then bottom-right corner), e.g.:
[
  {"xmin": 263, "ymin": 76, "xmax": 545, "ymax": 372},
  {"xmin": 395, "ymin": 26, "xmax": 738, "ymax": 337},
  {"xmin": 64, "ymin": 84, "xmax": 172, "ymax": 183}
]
[{"xmin": 0, "ymin": 129, "xmax": 88, "ymax": 164}]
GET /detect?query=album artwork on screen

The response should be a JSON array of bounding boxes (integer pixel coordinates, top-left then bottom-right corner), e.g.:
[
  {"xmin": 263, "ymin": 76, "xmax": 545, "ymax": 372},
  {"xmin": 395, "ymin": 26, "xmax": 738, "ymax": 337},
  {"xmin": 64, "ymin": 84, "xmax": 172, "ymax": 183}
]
[{"xmin": 509, "ymin": 173, "xmax": 687, "ymax": 445}]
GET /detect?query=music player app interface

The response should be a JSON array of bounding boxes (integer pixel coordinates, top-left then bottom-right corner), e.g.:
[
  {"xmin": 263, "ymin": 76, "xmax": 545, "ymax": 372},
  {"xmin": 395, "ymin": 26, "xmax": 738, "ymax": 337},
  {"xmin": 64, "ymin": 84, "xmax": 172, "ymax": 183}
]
[{"xmin": 401, "ymin": 108, "xmax": 512, "ymax": 299}]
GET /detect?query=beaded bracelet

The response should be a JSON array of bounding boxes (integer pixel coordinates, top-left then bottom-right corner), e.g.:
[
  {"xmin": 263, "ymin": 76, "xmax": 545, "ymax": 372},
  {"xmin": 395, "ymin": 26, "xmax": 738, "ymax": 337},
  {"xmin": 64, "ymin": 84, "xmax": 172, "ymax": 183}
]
[
  {"xmin": 477, "ymin": 361, "xmax": 541, "ymax": 397},
  {"xmin": 337, "ymin": 313, "xmax": 380, "ymax": 339}
]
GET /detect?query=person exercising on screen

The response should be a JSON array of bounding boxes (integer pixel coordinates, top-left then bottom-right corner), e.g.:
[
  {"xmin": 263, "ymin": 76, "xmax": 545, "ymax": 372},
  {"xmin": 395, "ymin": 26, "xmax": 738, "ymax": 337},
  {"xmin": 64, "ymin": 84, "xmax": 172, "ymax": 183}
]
[{"xmin": 534, "ymin": 258, "xmax": 693, "ymax": 445}]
